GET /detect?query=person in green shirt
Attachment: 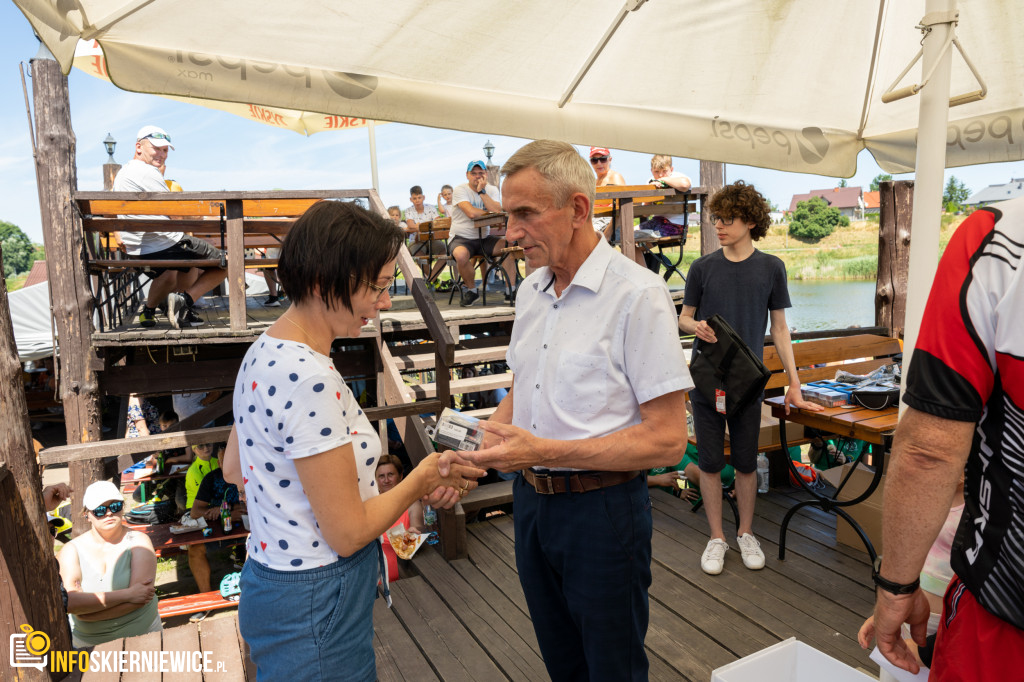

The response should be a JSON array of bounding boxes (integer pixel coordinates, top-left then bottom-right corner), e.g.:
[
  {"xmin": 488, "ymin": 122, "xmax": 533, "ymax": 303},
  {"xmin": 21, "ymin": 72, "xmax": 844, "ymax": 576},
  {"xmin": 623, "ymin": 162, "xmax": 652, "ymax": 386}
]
[
  {"xmin": 649, "ymin": 443, "xmax": 735, "ymax": 498},
  {"xmin": 185, "ymin": 442, "xmax": 220, "ymax": 509}
]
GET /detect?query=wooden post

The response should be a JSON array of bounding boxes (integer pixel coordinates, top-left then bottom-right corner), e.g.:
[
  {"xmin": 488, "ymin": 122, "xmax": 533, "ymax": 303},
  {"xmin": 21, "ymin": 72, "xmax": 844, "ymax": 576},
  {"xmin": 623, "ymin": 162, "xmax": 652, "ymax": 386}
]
[
  {"xmin": 31, "ymin": 50, "xmax": 105, "ymax": 530},
  {"xmin": 102, "ymin": 163, "xmax": 120, "ymax": 191},
  {"xmin": 226, "ymin": 199, "xmax": 246, "ymax": 331},
  {"xmin": 876, "ymin": 180, "xmax": 914, "ymax": 338},
  {"xmin": 699, "ymin": 161, "xmax": 725, "ymax": 255},
  {"xmin": 0, "ymin": 247, "xmax": 73, "ymax": 679}
]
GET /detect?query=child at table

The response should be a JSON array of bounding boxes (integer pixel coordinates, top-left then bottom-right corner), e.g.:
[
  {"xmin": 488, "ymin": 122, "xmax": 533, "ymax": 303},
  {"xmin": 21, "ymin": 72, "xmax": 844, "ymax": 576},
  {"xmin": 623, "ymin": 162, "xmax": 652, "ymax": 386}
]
[{"xmin": 678, "ymin": 181, "xmax": 820, "ymax": 576}]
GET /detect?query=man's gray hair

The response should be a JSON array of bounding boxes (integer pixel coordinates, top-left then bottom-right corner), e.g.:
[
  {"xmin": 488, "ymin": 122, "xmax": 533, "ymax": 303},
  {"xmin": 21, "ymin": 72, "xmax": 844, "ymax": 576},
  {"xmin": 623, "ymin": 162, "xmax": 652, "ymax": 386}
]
[{"xmin": 501, "ymin": 140, "xmax": 596, "ymax": 215}]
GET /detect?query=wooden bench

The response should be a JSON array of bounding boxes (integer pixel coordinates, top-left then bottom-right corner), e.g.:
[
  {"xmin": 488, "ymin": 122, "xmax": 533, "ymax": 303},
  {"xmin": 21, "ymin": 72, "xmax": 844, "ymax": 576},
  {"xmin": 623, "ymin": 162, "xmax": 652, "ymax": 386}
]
[
  {"xmin": 687, "ymin": 333, "xmax": 901, "ymax": 458},
  {"xmin": 75, "ymin": 190, "xmax": 368, "ymax": 332},
  {"xmin": 158, "ymin": 590, "xmax": 238, "ymax": 619},
  {"xmin": 438, "ymin": 479, "xmax": 514, "ymax": 560},
  {"xmin": 595, "ymin": 185, "xmax": 704, "ymax": 280}
]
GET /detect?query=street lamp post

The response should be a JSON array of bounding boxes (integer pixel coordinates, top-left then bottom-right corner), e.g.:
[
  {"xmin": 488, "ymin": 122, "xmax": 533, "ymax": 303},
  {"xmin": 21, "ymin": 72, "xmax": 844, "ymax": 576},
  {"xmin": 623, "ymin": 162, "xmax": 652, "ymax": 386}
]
[
  {"xmin": 483, "ymin": 140, "xmax": 498, "ymax": 187},
  {"xmin": 102, "ymin": 133, "xmax": 120, "ymax": 190}
]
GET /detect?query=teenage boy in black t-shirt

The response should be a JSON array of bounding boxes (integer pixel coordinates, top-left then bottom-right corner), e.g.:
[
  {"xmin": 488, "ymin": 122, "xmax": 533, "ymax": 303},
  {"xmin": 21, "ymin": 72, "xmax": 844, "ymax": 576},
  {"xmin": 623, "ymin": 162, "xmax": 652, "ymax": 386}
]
[{"xmin": 678, "ymin": 181, "xmax": 820, "ymax": 576}]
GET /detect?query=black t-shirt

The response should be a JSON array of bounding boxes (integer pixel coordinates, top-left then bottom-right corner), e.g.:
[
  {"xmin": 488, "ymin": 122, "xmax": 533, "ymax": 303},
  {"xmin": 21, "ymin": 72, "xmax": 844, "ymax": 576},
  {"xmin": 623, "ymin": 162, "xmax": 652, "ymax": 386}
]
[
  {"xmin": 193, "ymin": 468, "xmax": 239, "ymax": 508},
  {"xmin": 682, "ymin": 249, "xmax": 791, "ymax": 357}
]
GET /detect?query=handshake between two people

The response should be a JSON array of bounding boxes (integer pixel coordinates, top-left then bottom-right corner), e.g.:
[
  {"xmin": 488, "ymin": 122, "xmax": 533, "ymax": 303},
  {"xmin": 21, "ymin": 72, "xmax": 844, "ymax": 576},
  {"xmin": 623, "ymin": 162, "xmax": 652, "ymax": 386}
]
[{"xmin": 428, "ymin": 420, "xmax": 540, "ymax": 510}]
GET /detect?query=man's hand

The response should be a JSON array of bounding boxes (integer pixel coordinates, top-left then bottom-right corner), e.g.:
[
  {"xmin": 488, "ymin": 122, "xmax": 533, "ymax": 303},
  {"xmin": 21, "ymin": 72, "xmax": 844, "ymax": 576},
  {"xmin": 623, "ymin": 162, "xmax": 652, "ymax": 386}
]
[
  {"xmin": 783, "ymin": 383, "xmax": 822, "ymax": 414},
  {"xmin": 42, "ymin": 483, "xmax": 73, "ymax": 511},
  {"xmin": 859, "ymin": 589, "xmax": 931, "ymax": 674},
  {"xmin": 466, "ymin": 421, "xmax": 542, "ymax": 472},
  {"xmin": 693, "ymin": 320, "xmax": 717, "ymax": 344},
  {"xmin": 647, "ymin": 471, "xmax": 681, "ymax": 488},
  {"xmin": 471, "ymin": 176, "xmax": 488, "ymax": 193}
]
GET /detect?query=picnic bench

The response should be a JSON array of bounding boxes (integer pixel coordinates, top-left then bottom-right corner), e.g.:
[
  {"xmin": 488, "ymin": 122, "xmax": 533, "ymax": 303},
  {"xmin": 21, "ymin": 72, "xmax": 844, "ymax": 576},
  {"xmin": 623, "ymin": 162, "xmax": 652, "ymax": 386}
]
[
  {"xmin": 594, "ymin": 184, "xmax": 707, "ymax": 281},
  {"xmin": 76, "ymin": 190, "xmax": 372, "ymax": 332}
]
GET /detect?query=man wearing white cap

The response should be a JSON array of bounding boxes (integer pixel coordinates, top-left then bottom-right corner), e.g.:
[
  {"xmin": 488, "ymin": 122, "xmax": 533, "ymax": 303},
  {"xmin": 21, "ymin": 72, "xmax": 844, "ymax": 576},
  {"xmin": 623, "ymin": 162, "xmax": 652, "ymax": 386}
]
[{"xmin": 113, "ymin": 125, "xmax": 227, "ymax": 329}]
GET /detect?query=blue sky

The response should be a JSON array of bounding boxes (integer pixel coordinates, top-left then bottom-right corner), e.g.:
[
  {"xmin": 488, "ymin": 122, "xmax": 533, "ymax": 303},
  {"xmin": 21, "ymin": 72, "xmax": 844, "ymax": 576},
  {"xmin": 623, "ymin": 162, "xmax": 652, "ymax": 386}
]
[{"xmin": 5, "ymin": 3, "xmax": 1024, "ymax": 244}]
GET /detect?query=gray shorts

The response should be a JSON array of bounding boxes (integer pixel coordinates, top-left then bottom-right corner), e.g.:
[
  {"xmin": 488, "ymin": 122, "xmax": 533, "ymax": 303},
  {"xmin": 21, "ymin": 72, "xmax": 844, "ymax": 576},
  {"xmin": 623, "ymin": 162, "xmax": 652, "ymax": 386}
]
[
  {"xmin": 690, "ymin": 390, "xmax": 764, "ymax": 474},
  {"xmin": 448, "ymin": 235, "xmax": 503, "ymax": 259},
  {"xmin": 135, "ymin": 235, "xmax": 224, "ymax": 276}
]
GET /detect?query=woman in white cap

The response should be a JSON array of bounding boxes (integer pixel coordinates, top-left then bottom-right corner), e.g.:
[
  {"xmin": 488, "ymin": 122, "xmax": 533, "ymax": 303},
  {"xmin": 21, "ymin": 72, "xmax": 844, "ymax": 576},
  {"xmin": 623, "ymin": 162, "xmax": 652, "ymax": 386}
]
[{"xmin": 57, "ymin": 481, "xmax": 161, "ymax": 647}]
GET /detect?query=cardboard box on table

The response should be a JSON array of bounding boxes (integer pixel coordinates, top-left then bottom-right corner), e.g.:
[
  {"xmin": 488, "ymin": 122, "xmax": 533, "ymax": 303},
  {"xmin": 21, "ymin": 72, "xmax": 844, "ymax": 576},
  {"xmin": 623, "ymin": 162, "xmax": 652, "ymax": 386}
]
[{"xmin": 821, "ymin": 463, "xmax": 885, "ymax": 553}]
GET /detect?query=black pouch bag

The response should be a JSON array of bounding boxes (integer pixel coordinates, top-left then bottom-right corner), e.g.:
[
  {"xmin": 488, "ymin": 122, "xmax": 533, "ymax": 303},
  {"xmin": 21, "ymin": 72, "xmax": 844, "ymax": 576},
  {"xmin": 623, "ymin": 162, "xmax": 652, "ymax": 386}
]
[
  {"xmin": 689, "ymin": 314, "xmax": 771, "ymax": 417},
  {"xmin": 851, "ymin": 384, "xmax": 900, "ymax": 410}
]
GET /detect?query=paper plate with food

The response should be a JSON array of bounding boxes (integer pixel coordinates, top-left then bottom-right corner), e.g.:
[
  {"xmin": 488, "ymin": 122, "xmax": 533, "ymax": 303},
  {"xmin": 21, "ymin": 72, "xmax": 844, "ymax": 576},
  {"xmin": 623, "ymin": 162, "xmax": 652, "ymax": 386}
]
[{"xmin": 386, "ymin": 525, "xmax": 429, "ymax": 560}]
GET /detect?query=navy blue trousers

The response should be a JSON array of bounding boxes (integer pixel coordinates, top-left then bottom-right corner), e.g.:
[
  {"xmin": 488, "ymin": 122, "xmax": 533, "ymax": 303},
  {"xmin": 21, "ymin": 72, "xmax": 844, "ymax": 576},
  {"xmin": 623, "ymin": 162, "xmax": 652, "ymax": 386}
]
[{"xmin": 513, "ymin": 472, "xmax": 652, "ymax": 681}]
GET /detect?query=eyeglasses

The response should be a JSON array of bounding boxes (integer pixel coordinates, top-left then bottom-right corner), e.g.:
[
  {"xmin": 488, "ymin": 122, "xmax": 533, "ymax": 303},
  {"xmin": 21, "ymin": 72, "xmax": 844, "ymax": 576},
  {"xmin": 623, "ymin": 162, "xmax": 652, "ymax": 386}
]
[
  {"xmin": 361, "ymin": 278, "xmax": 394, "ymax": 301},
  {"xmin": 91, "ymin": 500, "xmax": 125, "ymax": 518},
  {"xmin": 143, "ymin": 132, "xmax": 172, "ymax": 143},
  {"xmin": 711, "ymin": 215, "xmax": 735, "ymax": 226},
  {"xmin": 590, "ymin": 156, "xmax": 609, "ymax": 164}
]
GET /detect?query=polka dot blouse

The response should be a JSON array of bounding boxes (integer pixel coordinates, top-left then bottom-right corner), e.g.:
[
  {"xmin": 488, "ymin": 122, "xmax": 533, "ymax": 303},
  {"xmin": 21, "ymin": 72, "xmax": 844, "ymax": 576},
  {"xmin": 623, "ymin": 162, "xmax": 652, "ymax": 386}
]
[{"xmin": 234, "ymin": 333, "xmax": 380, "ymax": 570}]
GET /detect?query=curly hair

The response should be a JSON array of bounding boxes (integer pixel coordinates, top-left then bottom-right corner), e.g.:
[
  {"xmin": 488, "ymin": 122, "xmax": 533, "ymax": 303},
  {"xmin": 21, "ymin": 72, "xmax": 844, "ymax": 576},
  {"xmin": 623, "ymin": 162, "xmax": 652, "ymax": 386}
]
[{"xmin": 707, "ymin": 181, "xmax": 771, "ymax": 241}]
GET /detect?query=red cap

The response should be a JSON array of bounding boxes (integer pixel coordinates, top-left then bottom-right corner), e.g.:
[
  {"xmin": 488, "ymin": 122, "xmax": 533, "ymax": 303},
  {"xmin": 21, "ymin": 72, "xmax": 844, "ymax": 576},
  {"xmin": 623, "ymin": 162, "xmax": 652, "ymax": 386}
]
[{"xmin": 589, "ymin": 147, "xmax": 610, "ymax": 158}]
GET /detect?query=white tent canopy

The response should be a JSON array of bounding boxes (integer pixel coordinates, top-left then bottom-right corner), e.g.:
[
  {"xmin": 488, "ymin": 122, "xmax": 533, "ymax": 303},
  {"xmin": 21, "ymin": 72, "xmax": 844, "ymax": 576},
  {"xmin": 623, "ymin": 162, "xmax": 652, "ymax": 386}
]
[
  {"xmin": 15, "ymin": 0, "xmax": 1024, "ymax": 177},
  {"xmin": 10, "ymin": 281, "xmax": 54, "ymax": 362}
]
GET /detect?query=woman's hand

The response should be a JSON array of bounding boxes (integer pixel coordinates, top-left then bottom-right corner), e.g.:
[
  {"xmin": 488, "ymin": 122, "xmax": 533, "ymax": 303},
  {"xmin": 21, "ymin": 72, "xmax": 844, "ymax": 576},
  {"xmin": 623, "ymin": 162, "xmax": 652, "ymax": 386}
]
[
  {"xmin": 422, "ymin": 451, "xmax": 486, "ymax": 509},
  {"xmin": 124, "ymin": 579, "xmax": 155, "ymax": 605}
]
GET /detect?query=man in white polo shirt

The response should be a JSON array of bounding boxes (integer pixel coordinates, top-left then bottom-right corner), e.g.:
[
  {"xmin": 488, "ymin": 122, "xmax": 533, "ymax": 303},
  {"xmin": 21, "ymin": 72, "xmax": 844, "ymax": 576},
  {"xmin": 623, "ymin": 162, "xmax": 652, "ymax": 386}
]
[
  {"xmin": 112, "ymin": 125, "xmax": 227, "ymax": 329},
  {"xmin": 448, "ymin": 160, "xmax": 517, "ymax": 306},
  {"xmin": 466, "ymin": 140, "xmax": 692, "ymax": 680}
]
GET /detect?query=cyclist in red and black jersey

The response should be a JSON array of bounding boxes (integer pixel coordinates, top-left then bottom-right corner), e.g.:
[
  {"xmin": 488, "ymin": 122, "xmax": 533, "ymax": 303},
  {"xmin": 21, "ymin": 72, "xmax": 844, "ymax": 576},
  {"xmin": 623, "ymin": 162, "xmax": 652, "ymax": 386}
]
[{"xmin": 859, "ymin": 197, "xmax": 1024, "ymax": 680}]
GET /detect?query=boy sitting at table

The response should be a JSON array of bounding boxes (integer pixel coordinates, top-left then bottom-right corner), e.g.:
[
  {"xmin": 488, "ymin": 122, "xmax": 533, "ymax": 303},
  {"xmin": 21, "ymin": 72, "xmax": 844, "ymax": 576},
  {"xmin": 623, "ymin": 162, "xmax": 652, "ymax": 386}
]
[{"xmin": 185, "ymin": 446, "xmax": 244, "ymax": 622}]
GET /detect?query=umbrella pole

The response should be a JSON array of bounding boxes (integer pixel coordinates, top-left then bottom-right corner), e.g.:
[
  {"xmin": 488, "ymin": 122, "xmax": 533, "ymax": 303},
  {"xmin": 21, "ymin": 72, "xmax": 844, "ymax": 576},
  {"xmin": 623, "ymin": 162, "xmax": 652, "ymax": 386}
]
[
  {"xmin": 901, "ymin": 0, "xmax": 957, "ymax": 410},
  {"xmin": 368, "ymin": 120, "xmax": 380, "ymax": 194}
]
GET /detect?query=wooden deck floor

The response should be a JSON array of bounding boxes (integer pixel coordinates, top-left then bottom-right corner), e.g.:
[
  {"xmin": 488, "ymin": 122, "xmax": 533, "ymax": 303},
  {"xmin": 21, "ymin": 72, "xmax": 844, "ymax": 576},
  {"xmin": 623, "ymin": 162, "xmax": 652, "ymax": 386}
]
[{"xmin": 79, "ymin": 486, "xmax": 877, "ymax": 681}]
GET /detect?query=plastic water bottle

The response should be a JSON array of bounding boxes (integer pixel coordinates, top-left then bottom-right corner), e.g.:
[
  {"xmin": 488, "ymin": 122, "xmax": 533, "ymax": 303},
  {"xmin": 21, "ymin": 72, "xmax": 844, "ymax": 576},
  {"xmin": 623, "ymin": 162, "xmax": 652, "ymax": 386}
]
[
  {"xmin": 756, "ymin": 453, "xmax": 770, "ymax": 493},
  {"xmin": 422, "ymin": 504, "xmax": 437, "ymax": 528}
]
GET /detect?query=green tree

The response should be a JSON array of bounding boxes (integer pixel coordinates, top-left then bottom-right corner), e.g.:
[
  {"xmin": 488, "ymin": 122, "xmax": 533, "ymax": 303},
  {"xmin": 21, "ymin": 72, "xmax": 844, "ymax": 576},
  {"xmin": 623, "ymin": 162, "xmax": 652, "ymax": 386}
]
[
  {"xmin": 788, "ymin": 196, "xmax": 844, "ymax": 241},
  {"xmin": 838, "ymin": 178, "xmax": 848, "ymax": 188},
  {"xmin": 0, "ymin": 220, "xmax": 34, "ymax": 278},
  {"xmin": 870, "ymin": 174, "xmax": 893, "ymax": 191},
  {"xmin": 943, "ymin": 176, "xmax": 970, "ymax": 210}
]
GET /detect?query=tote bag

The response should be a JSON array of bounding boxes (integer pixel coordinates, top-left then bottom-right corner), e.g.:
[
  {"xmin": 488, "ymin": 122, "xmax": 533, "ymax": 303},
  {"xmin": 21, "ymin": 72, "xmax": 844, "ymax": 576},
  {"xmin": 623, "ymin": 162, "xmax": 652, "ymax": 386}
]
[{"xmin": 689, "ymin": 314, "xmax": 771, "ymax": 416}]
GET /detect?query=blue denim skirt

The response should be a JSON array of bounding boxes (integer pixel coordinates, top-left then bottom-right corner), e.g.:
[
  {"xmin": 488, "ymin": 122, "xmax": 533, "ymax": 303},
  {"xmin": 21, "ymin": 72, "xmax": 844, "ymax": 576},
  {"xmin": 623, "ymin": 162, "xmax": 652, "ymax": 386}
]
[{"xmin": 239, "ymin": 541, "xmax": 379, "ymax": 682}]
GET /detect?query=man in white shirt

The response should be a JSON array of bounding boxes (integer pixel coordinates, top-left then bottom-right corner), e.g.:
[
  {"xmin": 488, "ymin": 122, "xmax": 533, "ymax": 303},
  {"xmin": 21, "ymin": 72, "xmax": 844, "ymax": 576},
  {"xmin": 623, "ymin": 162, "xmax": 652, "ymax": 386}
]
[
  {"xmin": 466, "ymin": 140, "xmax": 693, "ymax": 681},
  {"xmin": 402, "ymin": 185, "xmax": 446, "ymax": 282},
  {"xmin": 448, "ymin": 161, "xmax": 517, "ymax": 306},
  {"xmin": 112, "ymin": 126, "xmax": 227, "ymax": 329}
]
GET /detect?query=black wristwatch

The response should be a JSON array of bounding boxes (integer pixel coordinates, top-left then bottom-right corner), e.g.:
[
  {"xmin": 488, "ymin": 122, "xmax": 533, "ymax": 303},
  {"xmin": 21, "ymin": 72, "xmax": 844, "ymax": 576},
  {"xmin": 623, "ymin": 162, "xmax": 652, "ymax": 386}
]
[
  {"xmin": 872, "ymin": 557, "xmax": 920, "ymax": 595},
  {"xmin": 477, "ymin": 189, "xmax": 486, "ymax": 195}
]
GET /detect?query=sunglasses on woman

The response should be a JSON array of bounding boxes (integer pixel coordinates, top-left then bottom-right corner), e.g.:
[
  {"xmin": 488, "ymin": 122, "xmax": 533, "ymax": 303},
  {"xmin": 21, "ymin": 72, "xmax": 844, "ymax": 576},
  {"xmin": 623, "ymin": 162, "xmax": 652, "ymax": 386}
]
[{"xmin": 91, "ymin": 500, "xmax": 125, "ymax": 518}]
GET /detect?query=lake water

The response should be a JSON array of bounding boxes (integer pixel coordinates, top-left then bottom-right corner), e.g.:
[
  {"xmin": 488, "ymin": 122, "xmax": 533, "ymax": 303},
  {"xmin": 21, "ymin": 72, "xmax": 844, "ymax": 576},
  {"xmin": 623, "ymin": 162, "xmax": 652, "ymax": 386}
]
[{"xmin": 782, "ymin": 280, "xmax": 878, "ymax": 332}]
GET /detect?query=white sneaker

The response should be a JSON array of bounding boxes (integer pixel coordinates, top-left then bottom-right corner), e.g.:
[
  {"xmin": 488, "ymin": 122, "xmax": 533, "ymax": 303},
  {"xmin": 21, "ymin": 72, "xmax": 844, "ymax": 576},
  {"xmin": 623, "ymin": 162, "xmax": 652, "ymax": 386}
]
[
  {"xmin": 700, "ymin": 538, "xmax": 730, "ymax": 575},
  {"xmin": 736, "ymin": 533, "xmax": 766, "ymax": 570}
]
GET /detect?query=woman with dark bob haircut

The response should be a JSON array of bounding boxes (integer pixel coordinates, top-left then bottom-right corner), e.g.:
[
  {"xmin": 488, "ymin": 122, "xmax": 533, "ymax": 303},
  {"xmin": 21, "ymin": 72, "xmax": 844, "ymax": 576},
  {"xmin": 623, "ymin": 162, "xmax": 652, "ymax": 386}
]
[
  {"xmin": 705, "ymin": 180, "xmax": 772, "ymax": 241},
  {"xmin": 223, "ymin": 200, "xmax": 483, "ymax": 681}
]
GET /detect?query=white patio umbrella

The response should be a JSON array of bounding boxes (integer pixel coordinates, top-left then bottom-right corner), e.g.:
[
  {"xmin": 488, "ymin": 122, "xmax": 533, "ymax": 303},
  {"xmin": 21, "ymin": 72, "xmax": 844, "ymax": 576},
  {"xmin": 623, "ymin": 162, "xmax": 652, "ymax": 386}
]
[
  {"xmin": 15, "ymin": 0, "xmax": 1023, "ymax": 365},
  {"xmin": 72, "ymin": 40, "xmax": 387, "ymax": 189}
]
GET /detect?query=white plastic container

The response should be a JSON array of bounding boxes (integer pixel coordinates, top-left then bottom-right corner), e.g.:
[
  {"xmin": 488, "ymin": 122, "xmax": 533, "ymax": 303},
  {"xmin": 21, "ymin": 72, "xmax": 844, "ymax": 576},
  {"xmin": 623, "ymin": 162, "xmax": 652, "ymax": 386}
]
[{"xmin": 711, "ymin": 638, "xmax": 875, "ymax": 682}]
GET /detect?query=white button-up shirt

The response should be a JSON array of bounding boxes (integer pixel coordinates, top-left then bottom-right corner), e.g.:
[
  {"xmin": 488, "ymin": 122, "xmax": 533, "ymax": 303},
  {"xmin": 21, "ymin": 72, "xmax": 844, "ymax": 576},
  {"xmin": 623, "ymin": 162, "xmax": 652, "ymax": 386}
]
[{"xmin": 507, "ymin": 238, "xmax": 693, "ymax": 470}]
